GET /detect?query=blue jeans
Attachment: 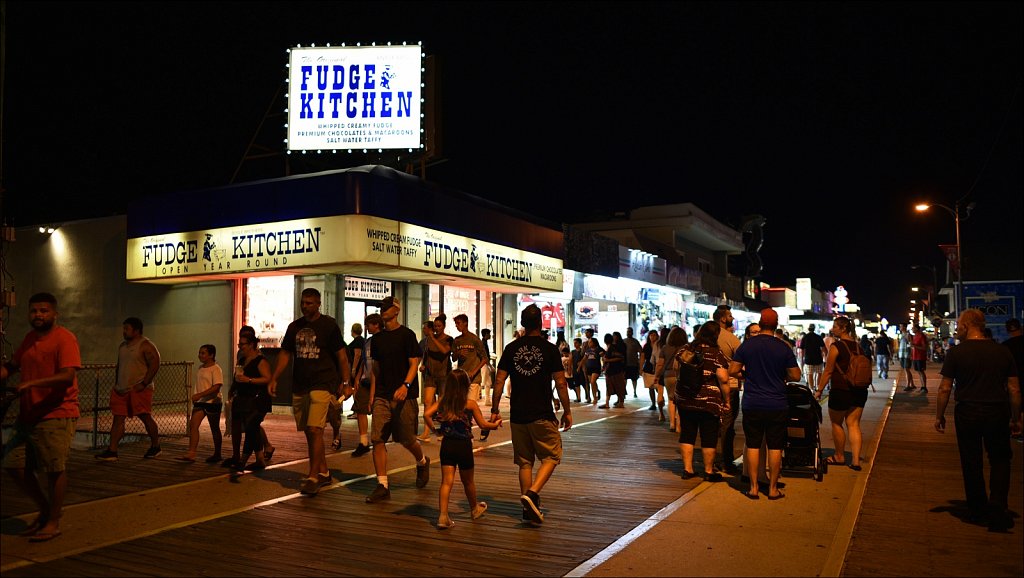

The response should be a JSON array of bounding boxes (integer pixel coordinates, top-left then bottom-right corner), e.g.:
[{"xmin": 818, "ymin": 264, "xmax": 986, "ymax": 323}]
[
  {"xmin": 954, "ymin": 402, "xmax": 1012, "ymax": 517},
  {"xmin": 875, "ymin": 354, "xmax": 890, "ymax": 377}
]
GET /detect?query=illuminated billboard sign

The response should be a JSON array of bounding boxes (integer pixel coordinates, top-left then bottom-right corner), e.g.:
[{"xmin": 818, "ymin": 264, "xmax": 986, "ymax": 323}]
[
  {"xmin": 796, "ymin": 277, "xmax": 811, "ymax": 310},
  {"xmin": 286, "ymin": 44, "xmax": 423, "ymax": 152},
  {"xmin": 126, "ymin": 215, "xmax": 563, "ymax": 292}
]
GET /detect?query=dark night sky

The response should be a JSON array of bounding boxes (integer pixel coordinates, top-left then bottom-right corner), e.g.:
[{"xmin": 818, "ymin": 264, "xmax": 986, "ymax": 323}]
[{"xmin": 2, "ymin": 1, "xmax": 1021, "ymax": 321}]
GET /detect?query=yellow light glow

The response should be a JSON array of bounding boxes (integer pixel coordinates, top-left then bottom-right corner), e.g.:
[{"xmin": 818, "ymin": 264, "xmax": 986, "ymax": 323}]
[
  {"xmin": 911, "ymin": 287, "xmax": 919, "ymax": 291},
  {"xmin": 915, "ymin": 204, "xmax": 930, "ymax": 212}
]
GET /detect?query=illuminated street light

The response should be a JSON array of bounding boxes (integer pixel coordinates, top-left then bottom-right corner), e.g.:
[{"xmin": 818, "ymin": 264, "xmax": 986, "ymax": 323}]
[{"xmin": 915, "ymin": 202, "xmax": 973, "ymax": 322}]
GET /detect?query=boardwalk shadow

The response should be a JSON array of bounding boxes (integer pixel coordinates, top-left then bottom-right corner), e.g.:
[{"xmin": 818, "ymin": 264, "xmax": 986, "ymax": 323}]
[
  {"xmin": 0, "ymin": 516, "xmax": 34, "ymax": 536},
  {"xmin": 929, "ymin": 500, "xmax": 1021, "ymax": 527},
  {"xmin": 655, "ymin": 457, "xmax": 687, "ymax": 477}
]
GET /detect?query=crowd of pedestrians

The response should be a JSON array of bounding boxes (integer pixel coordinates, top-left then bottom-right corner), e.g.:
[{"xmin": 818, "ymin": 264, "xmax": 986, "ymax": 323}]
[{"xmin": 5, "ymin": 288, "xmax": 1021, "ymax": 543}]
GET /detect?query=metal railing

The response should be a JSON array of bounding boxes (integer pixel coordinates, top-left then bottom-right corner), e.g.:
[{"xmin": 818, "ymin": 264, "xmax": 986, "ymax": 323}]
[{"xmin": 2, "ymin": 361, "xmax": 194, "ymax": 449}]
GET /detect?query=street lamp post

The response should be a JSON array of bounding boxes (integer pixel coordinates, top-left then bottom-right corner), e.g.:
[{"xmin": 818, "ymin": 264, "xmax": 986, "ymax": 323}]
[
  {"xmin": 915, "ymin": 203, "xmax": 966, "ymax": 322},
  {"xmin": 911, "ymin": 264, "xmax": 938, "ymax": 318}
]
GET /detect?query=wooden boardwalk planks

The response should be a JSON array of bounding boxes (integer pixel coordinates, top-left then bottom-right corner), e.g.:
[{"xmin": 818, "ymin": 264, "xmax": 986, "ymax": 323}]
[
  {"xmin": 842, "ymin": 388, "xmax": 1023, "ymax": 578},
  {"xmin": 3, "ymin": 405, "xmax": 703, "ymax": 577}
]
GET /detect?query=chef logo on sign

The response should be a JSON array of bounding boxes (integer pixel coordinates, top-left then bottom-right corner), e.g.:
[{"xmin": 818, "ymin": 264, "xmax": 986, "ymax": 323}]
[
  {"xmin": 470, "ymin": 244, "xmax": 480, "ymax": 273},
  {"xmin": 380, "ymin": 65, "xmax": 396, "ymax": 89},
  {"xmin": 203, "ymin": 234, "xmax": 216, "ymax": 262}
]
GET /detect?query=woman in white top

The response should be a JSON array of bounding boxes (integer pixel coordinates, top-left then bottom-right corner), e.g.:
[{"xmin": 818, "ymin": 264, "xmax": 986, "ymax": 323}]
[{"xmin": 177, "ymin": 344, "xmax": 224, "ymax": 462}]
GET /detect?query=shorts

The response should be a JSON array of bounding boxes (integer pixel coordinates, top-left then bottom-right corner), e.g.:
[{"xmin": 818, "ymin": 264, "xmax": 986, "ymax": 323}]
[
  {"xmin": 899, "ymin": 357, "xmax": 912, "ymax": 369},
  {"xmin": 804, "ymin": 364, "xmax": 823, "ymax": 374},
  {"xmin": 606, "ymin": 372, "xmax": 627, "ymax": 397},
  {"xmin": 424, "ymin": 374, "xmax": 447, "ymax": 392},
  {"xmin": 2, "ymin": 418, "xmax": 78, "ymax": 473},
  {"xmin": 192, "ymin": 401, "xmax": 222, "ymax": 415},
  {"xmin": 742, "ymin": 409, "xmax": 787, "ymax": 450},
  {"xmin": 352, "ymin": 379, "xmax": 372, "ymax": 415},
  {"xmin": 439, "ymin": 437, "xmax": 474, "ymax": 470},
  {"xmin": 663, "ymin": 376, "xmax": 678, "ymax": 400},
  {"xmin": 511, "ymin": 419, "xmax": 562, "ymax": 468},
  {"xmin": 828, "ymin": 387, "xmax": 869, "ymax": 411},
  {"xmin": 912, "ymin": 359, "xmax": 927, "ymax": 371},
  {"xmin": 110, "ymin": 387, "xmax": 154, "ymax": 417},
  {"xmin": 677, "ymin": 408, "xmax": 721, "ymax": 446},
  {"xmin": 292, "ymin": 390, "xmax": 334, "ymax": 430},
  {"xmin": 625, "ymin": 366, "xmax": 640, "ymax": 380},
  {"xmin": 370, "ymin": 397, "xmax": 419, "ymax": 445}
]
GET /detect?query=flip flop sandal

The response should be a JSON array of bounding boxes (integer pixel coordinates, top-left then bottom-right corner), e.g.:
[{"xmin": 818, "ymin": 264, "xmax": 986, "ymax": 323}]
[
  {"xmin": 28, "ymin": 530, "xmax": 62, "ymax": 542},
  {"xmin": 825, "ymin": 456, "xmax": 846, "ymax": 466}
]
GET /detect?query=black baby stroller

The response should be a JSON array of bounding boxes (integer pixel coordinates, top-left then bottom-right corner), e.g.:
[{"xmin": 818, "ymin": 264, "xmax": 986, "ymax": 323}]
[{"xmin": 782, "ymin": 381, "xmax": 826, "ymax": 481}]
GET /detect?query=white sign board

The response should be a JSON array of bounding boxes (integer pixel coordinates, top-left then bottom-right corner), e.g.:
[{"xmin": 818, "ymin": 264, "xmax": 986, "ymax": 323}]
[
  {"xmin": 287, "ymin": 45, "xmax": 423, "ymax": 151},
  {"xmin": 796, "ymin": 277, "xmax": 811, "ymax": 311}
]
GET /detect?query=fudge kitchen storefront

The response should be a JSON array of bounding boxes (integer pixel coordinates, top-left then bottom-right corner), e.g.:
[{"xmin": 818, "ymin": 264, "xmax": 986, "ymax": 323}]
[{"xmin": 126, "ymin": 165, "xmax": 565, "ymax": 401}]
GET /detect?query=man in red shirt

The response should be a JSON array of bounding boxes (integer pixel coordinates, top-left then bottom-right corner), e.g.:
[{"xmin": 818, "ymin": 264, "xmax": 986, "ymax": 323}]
[
  {"xmin": 1, "ymin": 292, "xmax": 82, "ymax": 543},
  {"xmin": 911, "ymin": 323, "xmax": 930, "ymax": 394}
]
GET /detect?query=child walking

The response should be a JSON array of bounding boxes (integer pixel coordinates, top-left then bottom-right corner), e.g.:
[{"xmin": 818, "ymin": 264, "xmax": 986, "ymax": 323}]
[{"xmin": 425, "ymin": 369, "xmax": 502, "ymax": 529}]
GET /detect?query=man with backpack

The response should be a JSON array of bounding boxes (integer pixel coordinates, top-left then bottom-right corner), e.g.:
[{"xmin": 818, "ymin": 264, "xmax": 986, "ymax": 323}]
[{"xmin": 816, "ymin": 316, "xmax": 872, "ymax": 471}]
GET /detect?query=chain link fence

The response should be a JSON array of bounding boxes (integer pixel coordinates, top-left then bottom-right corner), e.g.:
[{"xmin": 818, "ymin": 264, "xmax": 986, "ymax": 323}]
[{"xmin": 2, "ymin": 361, "xmax": 193, "ymax": 449}]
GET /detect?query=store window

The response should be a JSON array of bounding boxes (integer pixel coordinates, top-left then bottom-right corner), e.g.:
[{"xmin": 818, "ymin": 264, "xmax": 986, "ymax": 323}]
[
  {"xmin": 245, "ymin": 275, "xmax": 295, "ymax": 348},
  {"xmin": 428, "ymin": 284, "xmax": 495, "ymax": 336}
]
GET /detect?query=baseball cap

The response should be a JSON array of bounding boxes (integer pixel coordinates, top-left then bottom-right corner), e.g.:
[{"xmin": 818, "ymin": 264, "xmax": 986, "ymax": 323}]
[
  {"xmin": 380, "ymin": 296, "xmax": 399, "ymax": 311},
  {"xmin": 759, "ymin": 308, "xmax": 779, "ymax": 326}
]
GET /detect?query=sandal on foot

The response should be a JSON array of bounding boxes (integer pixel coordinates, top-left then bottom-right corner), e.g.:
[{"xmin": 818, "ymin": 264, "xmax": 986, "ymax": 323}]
[
  {"xmin": 471, "ymin": 501, "xmax": 489, "ymax": 519},
  {"xmin": 767, "ymin": 491, "xmax": 786, "ymax": 500},
  {"xmin": 437, "ymin": 518, "xmax": 455, "ymax": 530},
  {"xmin": 849, "ymin": 463, "xmax": 863, "ymax": 471},
  {"xmin": 743, "ymin": 491, "xmax": 759, "ymax": 500},
  {"xmin": 330, "ymin": 439, "xmax": 341, "ymax": 450},
  {"xmin": 28, "ymin": 529, "xmax": 62, "ymax": 542},
  {"xmin": 18, "ymin": 518, "xmax": 46, "ymax": 537},
  {"xmin": 825, "ymin": 456, "xmax": 846, "ymax": 466}
]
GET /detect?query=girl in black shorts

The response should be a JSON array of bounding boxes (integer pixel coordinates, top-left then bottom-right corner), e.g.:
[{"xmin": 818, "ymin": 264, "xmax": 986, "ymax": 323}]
[{"xmin": 425, "ymin": 369, "xmax": 502, "ymax": 529}]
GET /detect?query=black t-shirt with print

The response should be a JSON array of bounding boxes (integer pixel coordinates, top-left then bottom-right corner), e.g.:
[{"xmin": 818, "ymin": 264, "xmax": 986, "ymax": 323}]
[
  {"xmin": 498, "ymin": 335, "xmax": 563, "ymax": 424},
  {"xmin": 280, "ymin": 314, "xmax": 346, "ymax": 394}
]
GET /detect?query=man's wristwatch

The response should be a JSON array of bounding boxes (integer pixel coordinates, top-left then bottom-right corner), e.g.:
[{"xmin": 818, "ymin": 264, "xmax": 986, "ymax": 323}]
[{"xmin": 402, "ymin": 382, "xmax": 411, "ymax": 388}]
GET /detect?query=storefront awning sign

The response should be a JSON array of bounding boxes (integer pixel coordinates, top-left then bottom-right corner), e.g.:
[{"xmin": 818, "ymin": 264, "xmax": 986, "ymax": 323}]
[{"xmin": 126, "ymin": 214, "xmax": 564, "ymax": 292}]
